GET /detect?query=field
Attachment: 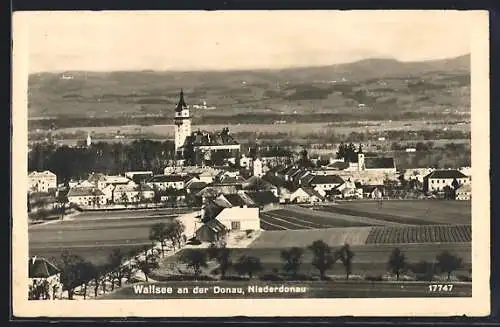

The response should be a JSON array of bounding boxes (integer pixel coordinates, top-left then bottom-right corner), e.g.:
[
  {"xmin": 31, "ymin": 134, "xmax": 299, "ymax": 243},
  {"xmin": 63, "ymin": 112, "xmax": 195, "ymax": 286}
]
[
  {"xmin": 155, "ymin": 243, "xmax": 471, "ymax": 280},
  {"xmin": 319, "ymin": 200, "xmax": 471, "ymax": 225},
  {"xmin": 29, "ymin": 208, "xmax": 188, "ymax": 265},
  {"xmin": 260, "ymin": 201, "xmax": 471, "ymax": 230}
]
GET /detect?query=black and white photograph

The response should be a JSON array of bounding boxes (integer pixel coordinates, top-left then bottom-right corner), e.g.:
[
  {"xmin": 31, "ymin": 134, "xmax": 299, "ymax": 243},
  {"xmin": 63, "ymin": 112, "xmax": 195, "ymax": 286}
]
[{"xmin": 12, "ymin": 10, "xmax": 490, "ymax": 317}]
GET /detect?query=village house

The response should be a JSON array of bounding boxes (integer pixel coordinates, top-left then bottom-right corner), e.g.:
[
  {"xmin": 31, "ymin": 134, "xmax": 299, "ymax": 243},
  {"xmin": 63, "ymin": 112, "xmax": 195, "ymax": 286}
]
[
  {"xmin": 29, "ymin": 256, "xmax": 62, "ymax": 300},
  {"xmin": 146, "ymin": 174, "xmax": 191, "ymax": 190},
  {"xmin": 28, "ymin": 170, "xmax": 57, "ymax": 193},
  {"xmin": 112, "ymin": 183, "xmax": 155, "ymax": 203},
  {"xmin": 213, "ymin": 206, "xmax": 260, "ymax": 231},
  {"xmin": 88, "ymin": 173, "xmax": 130, "ymax": 190},
  {"xmin": 159, "ymin": 188, "xmax": 187, "ymax": 205},
  {"xmin": 308, "ymin": 174, "xmax": 345, "ymax": 192},
  {"xmin": 289, "ymin": 187, "xmax": 325, "ymax": 204},
  {"xmin": 67, "ymin": 187, "xmax": 106, "ymax": 207},
  {"xmin": 423, "ymin": 170, "xmax": 470, "ymax": 193}
]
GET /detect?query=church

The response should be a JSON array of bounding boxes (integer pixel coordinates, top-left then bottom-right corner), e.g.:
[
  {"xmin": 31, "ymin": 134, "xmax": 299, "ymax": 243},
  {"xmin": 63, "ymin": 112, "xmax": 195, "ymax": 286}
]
[{"xmin": 173, "ymin": 90, "xmax": 241, "ymax": 166}]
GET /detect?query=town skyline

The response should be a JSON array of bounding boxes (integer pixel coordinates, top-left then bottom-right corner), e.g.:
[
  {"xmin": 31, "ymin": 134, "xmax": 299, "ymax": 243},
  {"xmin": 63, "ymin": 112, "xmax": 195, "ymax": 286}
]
[{"xmin": 18, "ymin": 10, "xmax": 473, "ymax": 73}]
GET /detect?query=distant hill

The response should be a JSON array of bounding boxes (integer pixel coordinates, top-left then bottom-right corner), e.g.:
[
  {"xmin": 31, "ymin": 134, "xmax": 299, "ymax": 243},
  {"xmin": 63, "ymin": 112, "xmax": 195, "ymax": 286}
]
[{"xmin": 28, "ymin": 54, "xmax": 470, "ymax": 120}]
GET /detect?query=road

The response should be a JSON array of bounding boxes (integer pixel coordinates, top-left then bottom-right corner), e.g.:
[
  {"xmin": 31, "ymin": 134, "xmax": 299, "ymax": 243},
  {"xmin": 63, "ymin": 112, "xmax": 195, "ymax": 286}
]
[
  {"xmin": 29, "ymin": 208, "xmax": 192, "ymax": 265},
  {"xmin": 99, "ymin": 280, "xmax": 472, "ymax": 299}
]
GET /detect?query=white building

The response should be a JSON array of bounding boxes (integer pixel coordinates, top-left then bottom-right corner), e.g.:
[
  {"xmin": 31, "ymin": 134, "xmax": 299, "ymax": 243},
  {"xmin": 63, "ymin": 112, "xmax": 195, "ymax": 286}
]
[
  {"xmin": 289, "ymin": 187, "xmax": 324, "ymax": 203},
  {"xmin": 174, "ymin": 89, "xmax": 192, "ymax": 156},
  {"xmin": 28, "ymin": 171, "xmax": 57, "ymax": 193},
  {"xmin": 146, "ymin": 174, "xmax": 190, "ymax": 190},
  {"xmin": 424, "ymin": 170, "xmax": 470, "ymax": 193},
  {"xmin": 214, "ymin": 207, "xmax": 260, "ymax": 231},
  {"xmin": 309, "ymin": 174, "xmax": 344, "ymax": 191},
  {"xmin": 67, "ymin": 187, "xmax": 106, "ymax": 207},
  {"xmin": 253, "ymin": 158, "xmax": 263, "ymax": 177},
  {"xmin": 113, "ymin": 184, "xmax": 155, "ymax": 203}
]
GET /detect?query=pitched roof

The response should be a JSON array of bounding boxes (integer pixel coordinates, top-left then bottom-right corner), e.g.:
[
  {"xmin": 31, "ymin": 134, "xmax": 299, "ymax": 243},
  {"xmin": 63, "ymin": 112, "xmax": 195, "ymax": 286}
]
[
  {"xmin": 301, "ymin": 187, "xmax": 325, "ymax": 200},
  {"xmin": 29, "ymin": 257, "xmax": 60, "ymax": 278},
  {"xmin": 326, "ymin": 161, "xmax": 350, "ymax": 170},
  {"xmin": 364, "ymin": 157, "xmax": 395, "ymax": 169},
  {"xmin": 221, "ymin": 193, "xmax": 247, "ymax": 207},
  {"xmin": 67, "ymin": 187, "xmax": 104, "ymax": 197},
  {"xmin": 245, "ymin": 191, "xmax": 279, "ymax": 206},
  {"xmin": 202, "ymin": 219, "xmax": 227, "ymax": 233},
  {"xmin": 243, "ymin": 176, "xmax": 276, "ymax": 191},
  {"xmin": 175, "ymin": 89, "xmax": 188, "ymax": 112},
  {"xmin": 426, "ymin": 170, "xmax": 467, "ymax": 179},
  {"xmin": 215, "ymin": 175, "xmax": 246, "ymax": 185},
  {"xmin": 262, "ymin": 174, "xmax": 287, "ymax": 187},
  {"xmin": 186, "ymin": 181, "xmax": 209, "ymax": 190},
  {"xmin": 148, "ymin": 174, "xmax": 187, "ymax": 183},
  {"xmin": 309, "ymin": 175, "xmax": 344, "ymax": 185}
]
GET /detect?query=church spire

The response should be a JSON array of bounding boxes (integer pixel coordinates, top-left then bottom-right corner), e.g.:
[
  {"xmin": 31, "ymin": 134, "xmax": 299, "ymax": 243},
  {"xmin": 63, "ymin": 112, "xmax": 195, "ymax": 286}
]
[{"xmin": 175, "ymin": 89, "xmax": 188, "ymax": 112}]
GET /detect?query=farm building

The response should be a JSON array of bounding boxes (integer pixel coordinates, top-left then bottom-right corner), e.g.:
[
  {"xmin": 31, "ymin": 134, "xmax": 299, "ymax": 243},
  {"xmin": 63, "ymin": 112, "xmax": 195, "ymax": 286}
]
[
  {"xmin": 213, "ymin": 206, "xmax": 260, "ymax": 231},
  {"xmin": 424, "ymin": 170, "xmax": 470, "ymax": 193},
  {"xmin": 195, "ymin": 219, "xmax": 227, "ymax": 243},
  {"xmin": 455, "ymin": 183, "xmax": 471, "ymax": 200},
  {"xmin": 28, "ymin": 170, "xmax": 57, "ymax": 193}
]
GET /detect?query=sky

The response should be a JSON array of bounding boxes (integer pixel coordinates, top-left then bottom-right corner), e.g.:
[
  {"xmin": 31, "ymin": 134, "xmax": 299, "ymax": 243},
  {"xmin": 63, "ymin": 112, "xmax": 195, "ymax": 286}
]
[{"xmin": 15, "ymin": 10, "xmax": 474, "ymax": 73}]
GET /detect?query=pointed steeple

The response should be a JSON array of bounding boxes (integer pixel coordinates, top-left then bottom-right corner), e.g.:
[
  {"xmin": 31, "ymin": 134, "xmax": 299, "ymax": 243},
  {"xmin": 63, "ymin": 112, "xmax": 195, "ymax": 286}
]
[{"xmin": 175, "ymin": 89, "xmax": 188, "ymax": 112}]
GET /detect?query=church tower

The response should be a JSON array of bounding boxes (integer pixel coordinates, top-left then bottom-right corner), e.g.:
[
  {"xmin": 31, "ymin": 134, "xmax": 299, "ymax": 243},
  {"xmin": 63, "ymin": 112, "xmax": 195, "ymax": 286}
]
[{"xmin": 174, "ymin": 89, "xmax": 192, "ymax": 156}]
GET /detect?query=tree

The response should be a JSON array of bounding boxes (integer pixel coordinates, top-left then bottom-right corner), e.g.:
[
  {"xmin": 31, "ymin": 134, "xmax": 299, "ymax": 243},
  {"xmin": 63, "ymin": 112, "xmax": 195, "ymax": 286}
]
[
  {"xmin": 179, "ymin": 249, "xmax": 208, "ymax": 277},
  {"xmin": 280, "ymin": 247, "xmax": 303, "ymax": 278},
  {"xmin": 55, "ymin": 251, "xmax": 86, "ymax": 300},
  {"xmin": 337, "ymin": 244, "xmax": 355, "ymax": 281},
  {"xmin": 149, "ymin": 223, "xmax": 168, "ymax": 256},
  {"xmin": 443, "ymin": 185, "xmax": 456, "ymax": 200},
  {"xmin": 136, "ymin": 253, "xmax": 159, "ymax": 282},
  {"xmin": 388, "ymin": 248, "xmax": 406, "ymax": 280},
  {"xmin": 108, "ymin": 249, "xmax": 129, "ymax": 288},
  {"xmin": 76, "ymin": 260, "xmax": 97, "ymax": 300},
  {"xmin": 308, "ymin": 240, "xmax": 336, "ymax": 279},
  {"xmin": 215, "ymin": 247, "xmax": 232, "ymax": 279},
  {"xmin": 234, "ymin": 255, "xmax": 262, "ymax": 279},
  {"xmin": 165, "ymin": 219, "xmax": 186, "ymax": 251},
  {"xmin": 435, "ymin": 251, "xmax": 463, "ymax": 280}
]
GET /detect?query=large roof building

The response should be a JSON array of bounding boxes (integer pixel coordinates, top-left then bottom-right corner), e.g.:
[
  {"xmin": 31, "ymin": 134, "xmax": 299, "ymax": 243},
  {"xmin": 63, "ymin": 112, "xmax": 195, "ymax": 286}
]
[{"xmin": 173, "ymin": 90, "xmax": 241, "ymax": 166}]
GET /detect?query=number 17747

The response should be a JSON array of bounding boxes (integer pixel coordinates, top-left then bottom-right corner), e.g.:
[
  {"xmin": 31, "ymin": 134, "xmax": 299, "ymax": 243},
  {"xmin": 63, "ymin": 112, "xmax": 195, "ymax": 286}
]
[{"xmin": 428, "ymin": 284, "xmax": 454, "ymax": 292}]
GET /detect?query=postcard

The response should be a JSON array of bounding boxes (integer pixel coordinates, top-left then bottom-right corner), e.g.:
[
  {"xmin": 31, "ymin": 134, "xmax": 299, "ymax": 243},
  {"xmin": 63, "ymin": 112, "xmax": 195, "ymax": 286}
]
[{"xmin": 12, "ymin": 10, "xmax": 490, "ymax": 317}]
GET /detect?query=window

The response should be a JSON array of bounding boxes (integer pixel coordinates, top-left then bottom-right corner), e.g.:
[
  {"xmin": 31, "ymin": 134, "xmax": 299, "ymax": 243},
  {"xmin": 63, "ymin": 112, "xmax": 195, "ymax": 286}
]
[
  {"xmin": 442, "ymin": 180, "xmax": 445, "ymax": 183},
  {"xmin": 231, "ymin": 221, "xmax": 241, "ymax": 230}
]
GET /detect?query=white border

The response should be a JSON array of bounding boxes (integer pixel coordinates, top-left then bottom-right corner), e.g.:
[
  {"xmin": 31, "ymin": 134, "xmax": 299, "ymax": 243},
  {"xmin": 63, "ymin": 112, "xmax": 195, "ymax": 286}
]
[{"xmin": 12, "ymin": 10, "xmax": 490, "ymax": 317}]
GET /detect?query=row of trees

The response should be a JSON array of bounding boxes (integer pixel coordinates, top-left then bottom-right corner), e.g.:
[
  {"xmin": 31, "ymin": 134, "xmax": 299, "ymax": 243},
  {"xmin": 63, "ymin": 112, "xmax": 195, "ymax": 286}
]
[
  {"xmin": 28, "ymin": 140, "xmax": 176, "ymax": 183},
  {"xmin": 174, "ymin": 240, "xmax": 465, "ymax": 281}
]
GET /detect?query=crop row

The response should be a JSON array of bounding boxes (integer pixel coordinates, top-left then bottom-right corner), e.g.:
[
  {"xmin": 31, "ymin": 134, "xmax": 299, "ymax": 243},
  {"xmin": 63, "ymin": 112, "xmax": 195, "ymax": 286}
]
[{"xmin": 365, "ymin": 224, "xmax": 472, "ymax": 244}]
